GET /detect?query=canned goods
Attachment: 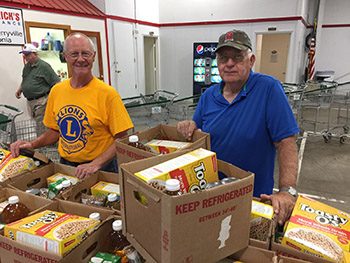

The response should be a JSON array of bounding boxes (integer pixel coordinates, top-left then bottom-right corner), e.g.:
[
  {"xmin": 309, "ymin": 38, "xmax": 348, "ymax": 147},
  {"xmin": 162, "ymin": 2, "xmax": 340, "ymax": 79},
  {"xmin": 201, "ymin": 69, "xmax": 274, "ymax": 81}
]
[
  {"xmin": 221, "ymin": 177, "xmax": 239, "ymax": 184},
  {"xmin": 204, "ymin": 182, "xmax": 223, "ymax": 189},
  {"xmin": 25, "ymin": 188, "xmax": 40, "ymax": 196}
]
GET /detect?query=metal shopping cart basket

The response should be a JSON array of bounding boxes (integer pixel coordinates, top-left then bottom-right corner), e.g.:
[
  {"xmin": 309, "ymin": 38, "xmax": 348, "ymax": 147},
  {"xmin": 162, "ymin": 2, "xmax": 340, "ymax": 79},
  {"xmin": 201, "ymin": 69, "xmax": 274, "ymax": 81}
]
[
  {"xmin": 15, "ymin": 118, "xmax": 60, "ymax": 162},
  {"xmin": 170, "ymin": 94, "xmax": 200, "ymax": 121},
  {"xmin": 123, "ymin": 90, "xmax": 179, "ymax": 130},
  {"xmin": 0, "ymin": 104, "xmax": 23, "ymax": 144}
]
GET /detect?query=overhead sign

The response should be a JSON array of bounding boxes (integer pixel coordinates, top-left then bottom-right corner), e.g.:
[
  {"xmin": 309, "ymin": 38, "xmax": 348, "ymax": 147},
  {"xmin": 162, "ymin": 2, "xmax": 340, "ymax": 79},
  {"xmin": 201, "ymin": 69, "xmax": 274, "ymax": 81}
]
[{"xmin": 0, "ymin": 6, "xmax": 25, "ymax": 45}]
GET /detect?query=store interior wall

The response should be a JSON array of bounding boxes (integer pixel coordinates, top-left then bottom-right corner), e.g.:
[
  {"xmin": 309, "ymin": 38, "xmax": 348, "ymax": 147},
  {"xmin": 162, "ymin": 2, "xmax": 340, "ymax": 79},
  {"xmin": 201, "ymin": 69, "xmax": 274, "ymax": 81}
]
[{"xmin": 0, "ymin": 10, "xmax": 107, "ymax": 120}]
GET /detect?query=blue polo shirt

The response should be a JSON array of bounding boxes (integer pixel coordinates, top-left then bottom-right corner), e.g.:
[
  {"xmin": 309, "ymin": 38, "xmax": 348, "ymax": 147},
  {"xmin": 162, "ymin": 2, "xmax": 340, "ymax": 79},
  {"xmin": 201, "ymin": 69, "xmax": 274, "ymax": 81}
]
[{"xmin": 193, "ymin": 70, "xmax": 299, "ymax": 197}]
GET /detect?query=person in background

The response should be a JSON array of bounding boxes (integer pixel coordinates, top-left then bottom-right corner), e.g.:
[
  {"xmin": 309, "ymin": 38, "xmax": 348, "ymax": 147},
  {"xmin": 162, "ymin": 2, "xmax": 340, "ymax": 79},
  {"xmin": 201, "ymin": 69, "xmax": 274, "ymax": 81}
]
[
  {"xmin": 177, "ymin": 29, "xmax": 299, "ymax": 225},
  {"xmin": 16, "ymin": 43, "xmax": 61, "ymax": 137},
  {"xmin": 11, "ymin": 33, "xmax": 133, "ymax": 178}
]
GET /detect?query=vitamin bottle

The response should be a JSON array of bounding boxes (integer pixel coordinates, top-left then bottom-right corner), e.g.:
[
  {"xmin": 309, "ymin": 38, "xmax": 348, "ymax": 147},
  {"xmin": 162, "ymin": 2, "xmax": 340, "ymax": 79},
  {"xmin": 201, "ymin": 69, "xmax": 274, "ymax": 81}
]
[
  {"xmin": 59, "ymin": 180, "xmax": 71, "ymax": 194},
  {"xmin": 2, "ymin": 196, "xmax": 30, "ymax": 224},
  {"xmin": 164, "ymin": 179, "xmax": 182, "ymax": 196},
  {"xmin": 105, "ymin": 193, "xmax": 119, "ymax": 209}
]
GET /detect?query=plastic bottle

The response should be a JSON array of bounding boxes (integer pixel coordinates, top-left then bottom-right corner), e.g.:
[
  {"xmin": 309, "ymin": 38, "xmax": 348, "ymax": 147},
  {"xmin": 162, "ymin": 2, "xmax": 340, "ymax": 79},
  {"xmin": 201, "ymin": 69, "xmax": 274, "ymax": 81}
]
[
  {"xmin": 59, "ymin": 180, "xmax": 71, "ymax": 194},
  {"xmin": 2, "ymin": 196, "xmax": 30, "ymax": 224},
  {"xmin": 164, "ymin": 179, "xmax": 182, "ymax": 196},
  {"xmin": 89, "ymin": 212, "xmax": 101, "ymax": 222},
  {"xmin": 44, "ymin": 32, "xmax": 54, "ymax": 50},
  {"xmin": 105, "ymin": 194, "xmax": 119, "ymax": 209},
  {"xmin": 128, "ymin": 135, "xmax": 151, "ymax": 152},
  {"xmin": 103, "ymin": 220, "xmax": 130, "ymax": 255}
]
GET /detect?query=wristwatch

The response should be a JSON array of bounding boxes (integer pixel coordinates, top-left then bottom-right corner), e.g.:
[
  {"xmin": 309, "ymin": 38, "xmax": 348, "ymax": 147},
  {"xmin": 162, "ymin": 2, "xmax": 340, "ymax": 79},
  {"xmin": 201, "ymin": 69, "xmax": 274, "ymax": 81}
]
[{"xmin": 279, "ymin": 186, "xmax": 298, "ymax": 197}]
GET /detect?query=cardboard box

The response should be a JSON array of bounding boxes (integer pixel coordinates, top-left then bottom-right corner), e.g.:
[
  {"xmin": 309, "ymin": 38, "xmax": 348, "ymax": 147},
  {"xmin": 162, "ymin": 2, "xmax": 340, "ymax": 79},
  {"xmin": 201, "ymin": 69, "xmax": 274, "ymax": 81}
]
[
  {"xmin": 281, "ymin": 195, "xmax": 350, "ymax": 262},
  {"xmin": 120, "ymin": 151, "xmax": 254, "ymax": 263},
  {"xmin": 0, "ymin": 211, "xmax": 119, "ymax": 263},
  {"xmin": 229, "ymin": 246, "xmax": 278, "ymax": 263},
  {"xmin": 115, "ymin": 124, "xmax": 210, "ymax": 165},
  {"xmin": 7, "ymin": 163, "xmax": 77, "ymax": 199},
  {"xmin": 60, "ymin": 170, "xmax": 120, "ymax": 214},
  {"xmin": 0, "ymin": 187, "xmax": 54, "ymax": 221},
  {"xmin": 4, "ymin": 210, "xmax": 100, "ymax": 255}
]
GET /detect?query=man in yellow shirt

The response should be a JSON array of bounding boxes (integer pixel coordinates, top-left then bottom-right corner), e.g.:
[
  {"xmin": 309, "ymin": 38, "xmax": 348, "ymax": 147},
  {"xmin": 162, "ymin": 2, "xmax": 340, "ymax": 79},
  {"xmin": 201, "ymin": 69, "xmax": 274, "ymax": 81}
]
[{"xmin": 11, "ymin": 33, "xmax": 133, "ymax": 178}]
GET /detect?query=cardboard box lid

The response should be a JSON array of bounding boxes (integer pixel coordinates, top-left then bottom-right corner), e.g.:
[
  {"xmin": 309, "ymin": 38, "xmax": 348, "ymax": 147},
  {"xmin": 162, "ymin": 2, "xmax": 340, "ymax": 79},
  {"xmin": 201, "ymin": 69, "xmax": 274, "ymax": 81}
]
[{"xmin": 120, "ymin": 151, "xmax": 254, "ymax": 263}]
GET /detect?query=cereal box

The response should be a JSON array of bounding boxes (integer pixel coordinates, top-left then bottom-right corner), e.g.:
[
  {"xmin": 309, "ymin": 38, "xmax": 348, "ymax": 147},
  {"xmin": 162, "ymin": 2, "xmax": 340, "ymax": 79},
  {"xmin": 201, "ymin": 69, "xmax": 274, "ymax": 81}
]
[
  {"xmin": 134, "ymin": 148, "xmax": 218, "ymax": 193},
  {"xmin": 250, "ymin": 200, "xmax": 274, "ymax": 242},
  {"xmin": 46, "ymin": 172, "xmax": 79, "ymax": 186},
  {"xmin": 145, "ymin": 139, "xmax": 192, "ymax": 154},
  {"xmin": 0, "ymin": 149, "xmax": 37, "ymax": 182},
  {"xmin": 91, "ymin": 181, "xmax": 120, "ymax": 200},
  {"xmin": 4, "ymin": 210, "xmax": 99, "ymax": 255},
  {"xmin": 282, "ymin": 195, "xmax": 350, "ymax": 262}
]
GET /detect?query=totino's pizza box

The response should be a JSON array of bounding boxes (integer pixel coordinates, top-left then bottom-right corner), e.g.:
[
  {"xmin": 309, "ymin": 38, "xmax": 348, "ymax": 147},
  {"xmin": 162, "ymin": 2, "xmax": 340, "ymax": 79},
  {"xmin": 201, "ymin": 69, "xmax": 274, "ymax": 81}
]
[
  {"xmin": 0, "ymin": 187, "xmax": 54, "ymax": 224},
  {"xmin": 120, "ymin": 149, "xmax": 254, "ymax": 263},
  {"xmin": 7, "ymin": 163, "xmax": 79, "ymax": 199},
  {"xmin": 0, "ymin": 199, "xmax": 118, "ymax": 263},
  {"xmin": 61, "ymin": 170, "xmax": 120, "ymax": 214},
  {"xmin": 281, "ymin": 195, "xmax": 350, "ymax": 263},
  {"xmin": 115, "ymin": 124, "xmax": 210, "ymax": 165}
]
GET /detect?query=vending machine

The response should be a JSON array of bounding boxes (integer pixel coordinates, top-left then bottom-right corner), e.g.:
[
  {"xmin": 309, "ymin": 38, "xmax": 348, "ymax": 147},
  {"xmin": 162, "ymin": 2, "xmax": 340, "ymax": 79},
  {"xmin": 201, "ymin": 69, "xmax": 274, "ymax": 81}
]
[{"xmin": 193, "ymin": 42, "xmax": 222, "ymax": 96}]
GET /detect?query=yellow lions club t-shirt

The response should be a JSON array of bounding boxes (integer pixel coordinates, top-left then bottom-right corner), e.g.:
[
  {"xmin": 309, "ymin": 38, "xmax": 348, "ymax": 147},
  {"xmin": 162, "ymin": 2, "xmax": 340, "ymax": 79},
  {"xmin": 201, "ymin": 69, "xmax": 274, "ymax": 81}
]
[{"xmin": 44, "ymin": 77, "xmax": 133, "ymax": 162}]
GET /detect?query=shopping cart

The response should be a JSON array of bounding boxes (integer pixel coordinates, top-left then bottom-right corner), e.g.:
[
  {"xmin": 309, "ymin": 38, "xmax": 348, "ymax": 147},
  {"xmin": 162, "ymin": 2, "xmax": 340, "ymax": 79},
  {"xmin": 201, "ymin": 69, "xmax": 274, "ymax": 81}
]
[
  {"xmin": 15, "ymin": 118, "xmax": 60, "ymax": 162},
  {"xmin": 123, "ymin": 90, "xmax": 179, "ymax": 130},
  {"xmin": 0, "ymin": 104, "xmax": 23, "ymax": 144},
  {"xmin": 170, "ymin": 94, "xmax": 200, "ymax": 121}
]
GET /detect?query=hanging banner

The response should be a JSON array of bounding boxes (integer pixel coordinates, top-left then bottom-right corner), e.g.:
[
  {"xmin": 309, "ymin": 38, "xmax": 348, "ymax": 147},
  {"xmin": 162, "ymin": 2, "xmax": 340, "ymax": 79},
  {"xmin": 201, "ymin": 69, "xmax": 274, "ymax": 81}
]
[{"xmin": 0, "ymin": 6, "xmax": 25, "ymax": 45}]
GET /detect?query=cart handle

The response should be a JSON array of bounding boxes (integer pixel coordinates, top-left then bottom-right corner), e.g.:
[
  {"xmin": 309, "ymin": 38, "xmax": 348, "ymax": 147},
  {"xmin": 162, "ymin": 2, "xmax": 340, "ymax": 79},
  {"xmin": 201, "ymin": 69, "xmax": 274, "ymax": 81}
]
[{"xmin": 0, "ymin": 104, "xmax": 23, "ymax": 114}]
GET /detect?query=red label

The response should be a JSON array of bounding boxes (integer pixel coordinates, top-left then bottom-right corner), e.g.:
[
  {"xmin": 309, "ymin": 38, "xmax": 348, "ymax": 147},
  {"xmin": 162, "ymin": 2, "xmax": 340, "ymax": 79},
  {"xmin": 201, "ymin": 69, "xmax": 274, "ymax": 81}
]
[
  {"xmin": 169, "ymin": 169, "xmax": 189, "ymax": 193},
  {"xmin": 35, "ymin": 214, "xmax": 72, "ymax": 236},
  {"xmin": 158, "ymin": 146, "xmax": 169, "ymax": 154}
]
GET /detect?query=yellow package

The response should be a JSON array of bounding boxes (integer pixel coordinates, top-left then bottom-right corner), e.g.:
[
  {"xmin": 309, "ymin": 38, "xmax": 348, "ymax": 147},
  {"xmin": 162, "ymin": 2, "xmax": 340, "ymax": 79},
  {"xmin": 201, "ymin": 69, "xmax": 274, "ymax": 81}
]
[
  {"xmin": 0, "ymin": 148, "xmax": 37, "ymax": 182},
  {"xmin": 46, "ymin": 172, "xmax": 79, "ymax": 186},
  {"xmin": 251, "ymin": 200, "xmax": 274, "ymax": 220},
  {"xmin": 91, "ymin": 181, "xmax": 120, "ymax": 200},
  {"xmin": 282, "ymin": 195, "xmax": 350, "ymax": 262},
  {"xmin": 145, "ymin": 139, "xmax": 192, "ymax": 154},
  {"xmin": 4, "ymin": 210, "xmax": 99, "ymax": 255},
  {"xmin": 134, "ymin": 148, "xmax": 218, "ymax": 193}
]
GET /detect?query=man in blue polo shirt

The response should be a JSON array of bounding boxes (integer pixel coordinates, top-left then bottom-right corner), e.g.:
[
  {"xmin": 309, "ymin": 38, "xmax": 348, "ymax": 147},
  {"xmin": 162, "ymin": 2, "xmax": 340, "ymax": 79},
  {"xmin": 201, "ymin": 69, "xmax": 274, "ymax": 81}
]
[{"xmin": 177, "ymin": 29, "xmax": 299, "ymax": 225}]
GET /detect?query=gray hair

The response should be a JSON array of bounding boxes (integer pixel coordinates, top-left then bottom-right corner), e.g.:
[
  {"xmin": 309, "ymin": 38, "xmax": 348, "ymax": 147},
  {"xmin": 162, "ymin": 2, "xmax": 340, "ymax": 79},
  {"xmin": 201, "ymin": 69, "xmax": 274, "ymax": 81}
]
[{"xmin": 63, "ymin": 32, "xmax": 95, "ymax": 53}]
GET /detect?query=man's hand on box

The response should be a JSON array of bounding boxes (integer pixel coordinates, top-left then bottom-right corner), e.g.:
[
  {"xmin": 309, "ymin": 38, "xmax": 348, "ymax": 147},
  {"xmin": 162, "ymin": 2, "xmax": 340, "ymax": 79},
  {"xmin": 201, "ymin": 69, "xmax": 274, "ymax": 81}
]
[
  {"xmin": 75, "ymin": 163, "xmax": 99, "ymax": 179},
  {"xmin": 260, "ymin": 192, "xmax": 296, "ymax": 225},
  {"xmin": 10, "ymin": 141, "xmax": 34, "ymax": 158},
  {"xmin": 176, "ymin": 120, "xmax": 200, "ymax": 141}
]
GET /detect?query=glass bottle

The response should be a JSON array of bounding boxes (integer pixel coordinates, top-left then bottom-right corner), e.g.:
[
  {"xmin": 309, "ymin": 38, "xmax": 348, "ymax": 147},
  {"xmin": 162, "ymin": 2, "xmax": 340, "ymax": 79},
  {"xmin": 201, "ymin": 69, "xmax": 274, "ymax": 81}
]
[
  {"xmin": 164, "ymin": 179, "xmax": 182, "ymax": 196},
  {"xmin": 128, "ymin": 135, "xmax": 151, "ymax": 152},
  {"xmin": 89, "ymin": 212, "xmax": 101, "ymax": 222},
  {"xmin": 59, "ymin": 180, "xmax": 71, "ymax": 193},
  {"xmin": 2, "ymin": 196, "xmax": 30, "ymax": 224},
  {"xmin": 103, "ymin": 220, "xmax": 130, "ymax": 255}
]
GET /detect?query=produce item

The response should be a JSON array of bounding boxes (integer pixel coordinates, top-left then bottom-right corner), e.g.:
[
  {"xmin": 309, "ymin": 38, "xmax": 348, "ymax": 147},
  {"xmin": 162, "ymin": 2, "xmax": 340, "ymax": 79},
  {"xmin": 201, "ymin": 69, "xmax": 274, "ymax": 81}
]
[
  {"xmin": 4, "ymin": 210, "xmax": 99, "ymax": 255},
  {"xmin": 134, "ymin": 148, "xmax": 218, "ymax": 194},
  {"xmin": 1, "ymin": 196, "xmax": 30, "ymax": 224},
  {"xmin": 282, "ymin": 195, "xmax": 350, "ymax": 262},
  {"xmin": 0, "ymin": 148, "xmax": 37, "ymax": 181},
  {"xmin": 91, "ymin": 181, "xmax": 120, "ymax": 200},
  {"xmin": 145, "ymin": 139, "xmax": 191, "ymax": 154}
]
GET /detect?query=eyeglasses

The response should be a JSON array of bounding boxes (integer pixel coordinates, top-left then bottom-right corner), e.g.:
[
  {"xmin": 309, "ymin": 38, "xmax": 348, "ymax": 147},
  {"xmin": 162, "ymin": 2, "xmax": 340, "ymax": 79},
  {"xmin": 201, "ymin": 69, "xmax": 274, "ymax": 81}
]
[
  {"xmin": 67, "ymin": 51, "xmax": 94, "ymax": 58},
  {"xmin": 217, "ymin": 52, "xmax": 247, "ymax": 64}
]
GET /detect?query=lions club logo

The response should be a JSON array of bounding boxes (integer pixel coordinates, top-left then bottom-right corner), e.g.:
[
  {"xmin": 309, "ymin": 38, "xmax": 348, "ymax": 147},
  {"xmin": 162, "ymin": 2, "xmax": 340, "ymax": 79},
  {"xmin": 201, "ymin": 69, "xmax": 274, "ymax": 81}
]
[{"xmin": 56, "ymin": 105, "xmax": 94, "ymax": 154}]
